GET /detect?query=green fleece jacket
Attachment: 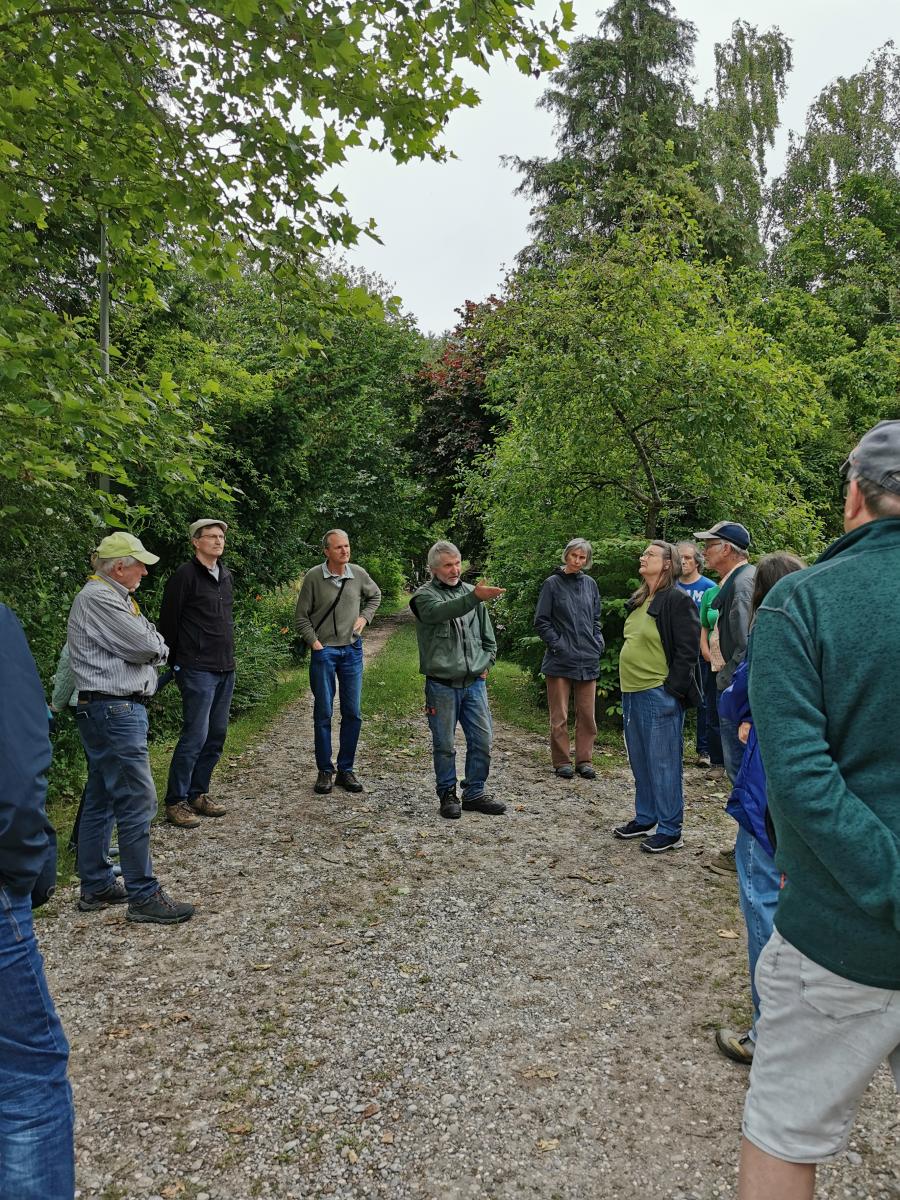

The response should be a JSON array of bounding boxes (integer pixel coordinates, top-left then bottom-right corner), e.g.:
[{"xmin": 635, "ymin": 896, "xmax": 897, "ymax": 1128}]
[
  {"xmin": 749, "ymin": 517, "xmax": 900, "ymax": 988},
  {"xmin": 410, "ymin": 578, "xmax": 497, "ymax": 686}
]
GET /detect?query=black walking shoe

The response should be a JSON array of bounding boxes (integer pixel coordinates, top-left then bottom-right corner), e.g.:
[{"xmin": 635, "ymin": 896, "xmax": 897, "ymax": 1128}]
[
  {"xmin": 612, "ymin": 820, "xmax": 656, "ymax": 839},
  {"xmin": 575, "ymin": 762, "xmax": 596, "ymax": 779},
  {"xmin": 461, "ymin": 794, "xmax": 507, "ymax": 816},
  {"xmin": 439, "ymin": 788, "xmax": 461, "ymax": 820},
  {"xmin": 126, "ymin": 888, "xmax": 194, "ymax": 925},
  {"xmin": 554, "ymin": 764, "xmax": 575, "ymax": 779},
  {"xmin": 78, "ymin": 877, "xmax": 128, "ymax": 912},
  {"xmin": 314, "ymin": 770, "xmax": 334, "ymax": 795},
  {"xmin": 336, "ymin": 769, "xmax": 364, "ymax": 793},
  {"xmin": 640, "ymin": 832, "xmax": 684, "ymax": 853}
]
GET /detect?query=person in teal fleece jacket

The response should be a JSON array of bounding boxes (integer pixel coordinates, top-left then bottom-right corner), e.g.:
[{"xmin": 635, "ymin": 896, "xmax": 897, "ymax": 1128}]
[{"xmin": 739, "ymin": 421, "xmax": 900, "ymax": 1200}]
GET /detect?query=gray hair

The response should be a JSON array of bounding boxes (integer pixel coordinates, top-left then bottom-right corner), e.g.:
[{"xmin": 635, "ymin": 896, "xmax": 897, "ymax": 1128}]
[
  {"xmin": 321, "ymin": 528, "xmax": 349, "ymax": 551},
  {"xmin": 427, "ymin": 540, "xmax": 461, "ymax": 571},
  {"xmin": 93, "ymin": 554, "xmax": 137, "ymax": 576},
  {"xmin": 676, "ymin": 540, "xmax": 703, "ymax": 569},
  {"xmin": 562, "ymin": 538, "xmax": 593, "ymax": 569},
  {"xmin": 848, "ymin": 469, "xmax": 900, "ymax": 518}
]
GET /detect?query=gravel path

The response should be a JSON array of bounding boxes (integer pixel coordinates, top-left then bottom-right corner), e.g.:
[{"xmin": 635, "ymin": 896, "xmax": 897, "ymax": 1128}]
[{"xmin": 39, "ymin": 615, "xmax": 899, "ymax": 1200}]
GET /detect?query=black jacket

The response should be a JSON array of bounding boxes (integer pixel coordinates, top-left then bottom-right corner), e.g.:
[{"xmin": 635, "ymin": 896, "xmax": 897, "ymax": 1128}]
[
  {"xmin": 627, "ymin": 586, "xmax": 700, "ymax": 706},
  {"xmin": 534, "ymin": 568, "xmax": 604, "ymax": 680},
  {"xmin": 0, "ymin": 605, "xmax": 57, "ymax": 903},
  {"xmin": 158, "ymin": 558, "xmax": 235, "ymax": 671}
]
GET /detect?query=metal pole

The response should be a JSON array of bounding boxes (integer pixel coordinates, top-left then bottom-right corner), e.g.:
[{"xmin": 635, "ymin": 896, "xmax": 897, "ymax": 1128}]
[{"xmin": 99, "ymin": 221, "xmax": 110, "ymax": 377}]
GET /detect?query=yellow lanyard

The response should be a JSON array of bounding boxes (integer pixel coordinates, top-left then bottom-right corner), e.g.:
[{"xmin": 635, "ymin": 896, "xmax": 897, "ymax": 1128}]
[{"xmin": 88, "ymin": 574, "xmax": 141, "ymax": 616}]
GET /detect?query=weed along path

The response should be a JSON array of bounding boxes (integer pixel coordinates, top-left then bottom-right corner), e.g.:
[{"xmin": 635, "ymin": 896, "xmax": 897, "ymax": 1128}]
[{"xmin": 40, "ymin": 613, "xmax": 897, "ymax": 1200}]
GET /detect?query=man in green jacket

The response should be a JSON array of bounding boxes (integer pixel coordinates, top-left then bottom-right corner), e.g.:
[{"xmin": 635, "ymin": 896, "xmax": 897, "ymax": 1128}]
[
  {"xmin": 739, "ymin": 421, "xmax": 900, "ymax": 1200},
  {"xmin": 410, "ymin": 541, "xmax": 506, "ymax": 820},
  {"xmin": 294, "ymin": 529, "xmax": 381, "ymax": 795}
]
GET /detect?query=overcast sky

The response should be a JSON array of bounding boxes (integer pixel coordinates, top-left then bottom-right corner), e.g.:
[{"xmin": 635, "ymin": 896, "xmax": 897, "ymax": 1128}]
[{"xmin": 336, "ymin": 1, "xmax": 895, "ymax": 335}]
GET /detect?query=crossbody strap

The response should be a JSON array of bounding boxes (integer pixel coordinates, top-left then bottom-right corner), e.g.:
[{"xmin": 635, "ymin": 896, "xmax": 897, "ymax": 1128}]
[{"xmin": 314, "ymin": 578, "xmax": 348, "ymax": 633}]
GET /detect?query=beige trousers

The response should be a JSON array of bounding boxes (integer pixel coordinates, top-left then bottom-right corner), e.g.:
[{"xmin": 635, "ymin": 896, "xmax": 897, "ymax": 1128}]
[{"xmin": 546, "ymin": 675, "xmax": 597, "ymax": 767}]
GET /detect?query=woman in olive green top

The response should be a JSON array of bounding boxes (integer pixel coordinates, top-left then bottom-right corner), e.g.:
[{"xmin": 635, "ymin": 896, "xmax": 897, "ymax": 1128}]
[{"xmin": 613, "ymin": 540, "xmax": 701, "ymax": 852}]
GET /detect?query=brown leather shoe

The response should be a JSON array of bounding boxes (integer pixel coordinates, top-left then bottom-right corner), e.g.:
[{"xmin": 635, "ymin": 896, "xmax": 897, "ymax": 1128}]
[
  {"xmin": 166, "ymin": 801, "xmax": 201, "ymax": 829},
  {"xmin": 189, "ymin": 793, "xmax": 227, "ymax": 817}
]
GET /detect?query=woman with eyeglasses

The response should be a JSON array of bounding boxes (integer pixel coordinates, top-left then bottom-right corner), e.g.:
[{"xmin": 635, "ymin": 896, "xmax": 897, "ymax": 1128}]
[{"xmin": 613, "ymin": 540, "xmax": 700, "ymax": 852}]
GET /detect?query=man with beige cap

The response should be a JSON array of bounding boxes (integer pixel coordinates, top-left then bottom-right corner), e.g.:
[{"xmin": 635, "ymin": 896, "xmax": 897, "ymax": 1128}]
[
  {"xmin": 159, "ymin": 519, "xmax": 235, "ymax": 829},
  {"xmin": 68, "ymin": 531, "xmax": 194, "ymax": 924}
]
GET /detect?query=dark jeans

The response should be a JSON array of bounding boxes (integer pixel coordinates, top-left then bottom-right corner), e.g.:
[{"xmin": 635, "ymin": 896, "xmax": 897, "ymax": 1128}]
[
  {"xmin": 425, "ymin": 677, "xmax": 493, "ymax": 799},
  {"xmin": 0, "ymin": 887, "xmax": 74, "ymax": 1199},
  {"xmin": 717, "ymin": 698, "xmax": 746, "ymax": 787},
  {"xmin": 75, "ymin": 698, "xmax": 159, "ymax": 903},
  {"xmin": 164, "ymin": 668, "xmax": 236, "ymax": 805},
  {"xmin": 309, "ymin": 641, "xmax": 363, "ymax": 773},
  {"xmin": 700, "ymin": 660, "xmax": 724, "ymax": 765}
]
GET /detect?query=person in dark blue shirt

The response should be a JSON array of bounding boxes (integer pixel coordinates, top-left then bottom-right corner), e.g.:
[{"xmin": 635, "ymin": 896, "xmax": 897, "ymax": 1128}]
[{"xmin": 0, "ymin": 603, "xmax": 74, "ymax": 1199}]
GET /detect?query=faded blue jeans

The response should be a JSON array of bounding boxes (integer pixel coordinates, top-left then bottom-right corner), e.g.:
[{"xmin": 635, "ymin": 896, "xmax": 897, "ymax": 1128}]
[
  {"xmin": 75, "ymin": 698, "xmax": 159, "ymax": 904},
  {"xmin": 164, "ymin": 668, "xmax": 235, "ymax": 804},
  {"xmin": 309, "ymin": 640, "xmax": 363, "ymax": 773},
  {"xmin": 735, "ymin": 825, "xmax": 781, "ymax": 1039},
  {"xmin": 622, "ymin": 686, "xmax": 685, "ymax": 838},
  {"xmin": 425, "ymin": 677, "xmax": 492, "ymax": 799},
  {"xmin": 0, "ymin": 887, "xmax": 74, "ymax": 1199}
]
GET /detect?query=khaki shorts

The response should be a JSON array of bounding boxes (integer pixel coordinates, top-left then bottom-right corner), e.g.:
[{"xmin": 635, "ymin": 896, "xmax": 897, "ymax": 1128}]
[{"xmin": 742, "ymin": 929, "xmax": 900, "ymax": 1163}]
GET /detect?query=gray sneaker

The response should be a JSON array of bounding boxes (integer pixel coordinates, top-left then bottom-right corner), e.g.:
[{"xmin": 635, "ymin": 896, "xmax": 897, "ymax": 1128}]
[
  {"xmin": 78, "ymin": 877, "xmax": 127, "ymax": 912},
  {"xmin": 126, "ymin": 888, "xmax": 194, "ymax": 925}
]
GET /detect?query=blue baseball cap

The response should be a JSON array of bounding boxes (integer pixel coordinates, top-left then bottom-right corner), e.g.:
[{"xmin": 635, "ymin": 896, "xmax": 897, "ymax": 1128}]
[{"xmin": 693, "ymin": 521, "xmax": 751, "ymax": 551}]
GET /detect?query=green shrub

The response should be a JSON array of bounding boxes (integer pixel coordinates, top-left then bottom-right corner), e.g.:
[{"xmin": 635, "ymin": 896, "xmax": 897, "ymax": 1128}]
[{"xmin": 360, "ymin": 548, "xmax": 407, "ymax": 608}]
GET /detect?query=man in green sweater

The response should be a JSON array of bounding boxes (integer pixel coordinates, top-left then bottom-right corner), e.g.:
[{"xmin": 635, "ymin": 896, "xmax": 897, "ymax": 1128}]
[
  {"xmin": 294, "ymin": 530, "xmax": 381, "ymax": 795},
  {"xmin": 739, "ymin": 421, "xmax": 900, "ymax": 1200},
  {"xmin": 410, "ymin": 540, "xmax": 506, "ymax": 820}
]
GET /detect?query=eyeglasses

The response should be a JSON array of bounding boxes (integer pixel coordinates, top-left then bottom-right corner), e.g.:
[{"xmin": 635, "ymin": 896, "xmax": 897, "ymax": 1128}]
[{"xmin": 639, "ymin": 550, "xmax": 665, "ymax": 560}]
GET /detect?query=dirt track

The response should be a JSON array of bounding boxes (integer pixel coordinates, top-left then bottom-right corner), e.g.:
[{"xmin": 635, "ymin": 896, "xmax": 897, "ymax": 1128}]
[{"xmin": 38, "ymin": 615, "xmax": 899, "ymax": 1200}]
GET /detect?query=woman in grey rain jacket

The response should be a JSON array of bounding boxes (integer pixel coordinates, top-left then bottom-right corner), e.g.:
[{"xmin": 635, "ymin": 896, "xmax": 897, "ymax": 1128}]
[{"xmin": 533, "ymin": 538, "xmax": 604, "ymax": 779}]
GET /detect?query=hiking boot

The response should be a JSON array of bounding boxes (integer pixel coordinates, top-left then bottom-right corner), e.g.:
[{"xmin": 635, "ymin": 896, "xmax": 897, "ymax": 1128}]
[
  {"xmin": 704, "ymin": 765, "xmax": 727, "ymax": 781},
  {"xmin": 78, "ymin": 877, "xmax": 128, "ymax": 912},
  {"xmin": 695, "ymin": 754, "xmax": 712, "ymax": 768},
  {"xmin": 126, "ymin": 888, "xmax": 195, "ymax": 925},
  {"xmin": 461, "ymin": 794, "xmax": 507, "ymax": 816},
  {"xmin": 314, "ymin": 771, "xmax": 334, "ymax": 795},
  {"xmin": 554, "ymin": 764, "xmax": 575, "ymax": 779},
  {"xmin": 640, "ymin": 831, "xmax": 684, "ymax": 853},
  {"xmin": 189, "ymin": 793, "xmax": 227, "ymax": 817},
  {"xmin": 336, "ymin": 769, "xmax": 364, "ymax": 794},
  {"xmin": 166, "ymin": 801, "xmax": 201, "ymax": 829},
  {"xmin": 612, "ymin": 820, "xmax": 656, "ymax": 839},
  {"xmin": 718, "ymin": 846, "xmax": 737, "ymax": 871},
  {"xmin": 575, "ymin": 762, "xmax": 596, "ymax": 780},
  {"xmin": 715, "ymin": 1027, "xmax": 755, "ymax": 1065},
  {"xmin": 439, "ymin": 788, "xmax": 461, "ymax": 820}
]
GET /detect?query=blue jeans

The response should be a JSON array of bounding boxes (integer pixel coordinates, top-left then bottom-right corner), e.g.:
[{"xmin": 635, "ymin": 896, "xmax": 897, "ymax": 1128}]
[
  {"xmin": 164, "ymin": 669, "xmax": 236, "ymax": 804},
  {"xmin": 701, "ymin": 661, "xmax": 724, "ymax": 765},
  {"xmin": 75, "ymin": 699, "xmax": 159, "ymax": 903},
  {"xmin": 622, "ymin": 686, "xmax": 685, "ymax": 837},
  {"xmin": 0, "ymin": 887, "xmax": 74, "ymax": 1199},
  {"xmin": 735, "ymin": 826, "xmax": 780, "ymax": 1038},
  {"xmin": 309, "ymin": 641, "xmax": 363, "ymax": 773},
  {"xmin": 717, "ymin": 697, "xmax": 745, "ymax": 786},
  {"xmin": 425, "ymin": 677, "xmax": 492, "ymax": 799}
]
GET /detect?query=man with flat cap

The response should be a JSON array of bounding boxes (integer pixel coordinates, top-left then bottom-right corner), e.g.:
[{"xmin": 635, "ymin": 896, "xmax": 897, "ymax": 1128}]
[
  {"xmin": 159, "ymin": 519, "xmax": 235, "ymax": 829},
  {"xmin": 737, "ymin": 424, "xmax": 900, "ymax": 1198},
  {"xmin": 68, "ymin": 532, "xmax": 194, "ymax": 924}
]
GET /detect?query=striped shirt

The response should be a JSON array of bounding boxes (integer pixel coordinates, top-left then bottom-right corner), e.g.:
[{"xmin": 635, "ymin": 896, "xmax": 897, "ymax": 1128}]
[{"xmin": 67, "ymin": 577, "xmax": 168, "ymax": 697}]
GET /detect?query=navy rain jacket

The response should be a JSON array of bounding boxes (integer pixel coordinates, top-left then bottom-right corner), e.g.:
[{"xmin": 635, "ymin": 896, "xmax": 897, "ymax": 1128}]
[{"xmin": 534, "ymin": 567, "xmax": 604, "ymax": 680}]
